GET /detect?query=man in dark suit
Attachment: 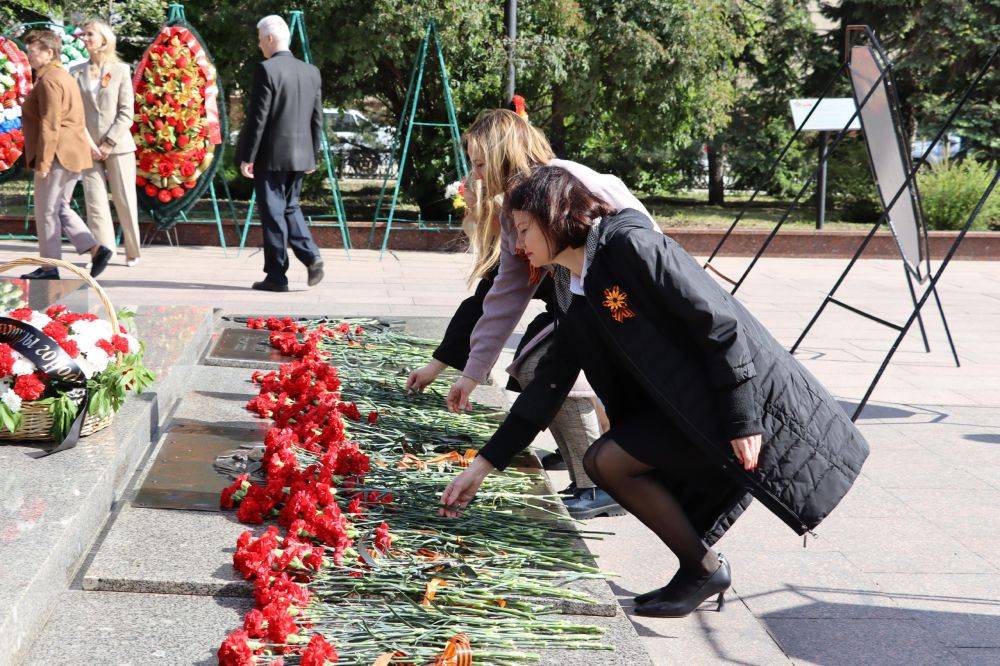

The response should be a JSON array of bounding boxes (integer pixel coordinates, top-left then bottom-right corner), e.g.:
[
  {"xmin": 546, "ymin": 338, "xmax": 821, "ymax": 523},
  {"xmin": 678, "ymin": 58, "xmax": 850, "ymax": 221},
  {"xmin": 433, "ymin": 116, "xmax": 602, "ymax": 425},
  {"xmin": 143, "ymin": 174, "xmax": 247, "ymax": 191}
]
[{"xmin": 237, "ymin": 15, "xmax": 325, "ymax": 292}]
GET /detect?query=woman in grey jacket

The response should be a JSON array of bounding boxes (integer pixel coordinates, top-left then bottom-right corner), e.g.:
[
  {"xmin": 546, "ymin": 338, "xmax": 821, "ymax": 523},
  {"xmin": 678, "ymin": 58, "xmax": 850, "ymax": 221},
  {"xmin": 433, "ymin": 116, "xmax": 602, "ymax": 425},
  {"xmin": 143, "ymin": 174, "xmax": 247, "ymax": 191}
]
[{"xmin": 71, "ymin": 19, "xmax": 141, "ymax": 267}]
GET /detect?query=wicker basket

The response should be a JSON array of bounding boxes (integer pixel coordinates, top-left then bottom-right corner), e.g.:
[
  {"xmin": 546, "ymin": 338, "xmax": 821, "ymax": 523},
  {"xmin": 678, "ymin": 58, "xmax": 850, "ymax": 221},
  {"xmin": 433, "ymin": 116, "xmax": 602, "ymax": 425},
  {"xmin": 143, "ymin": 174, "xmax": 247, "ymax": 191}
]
[{"xmin": 0, "ymin": 257, "xmax": 119, "ymax": 441}]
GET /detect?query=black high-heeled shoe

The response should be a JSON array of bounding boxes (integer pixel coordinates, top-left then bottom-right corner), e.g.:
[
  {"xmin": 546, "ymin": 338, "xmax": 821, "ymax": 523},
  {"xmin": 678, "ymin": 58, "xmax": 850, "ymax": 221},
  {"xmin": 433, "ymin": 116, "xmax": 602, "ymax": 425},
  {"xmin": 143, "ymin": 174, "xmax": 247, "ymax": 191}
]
[{"xmin": 633, "ymin": 554, "xmax": 731, "ymax": 617}]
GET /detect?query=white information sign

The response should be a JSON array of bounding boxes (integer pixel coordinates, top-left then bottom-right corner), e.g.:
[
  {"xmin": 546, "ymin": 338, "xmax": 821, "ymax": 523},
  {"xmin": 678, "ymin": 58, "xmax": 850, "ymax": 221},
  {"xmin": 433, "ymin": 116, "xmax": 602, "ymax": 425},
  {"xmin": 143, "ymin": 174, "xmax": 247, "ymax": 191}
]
[{"xmin": 789, "ymin": 98, "xmax": 862, "ymax": 132}]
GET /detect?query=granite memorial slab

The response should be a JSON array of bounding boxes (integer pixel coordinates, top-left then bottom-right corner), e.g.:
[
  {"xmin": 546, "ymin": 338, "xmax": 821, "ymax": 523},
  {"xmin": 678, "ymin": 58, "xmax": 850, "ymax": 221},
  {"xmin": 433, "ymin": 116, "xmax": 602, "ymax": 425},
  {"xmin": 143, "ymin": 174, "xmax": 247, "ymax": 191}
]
[
  {"xmin": 204, "ymin": 327, "xmax": 289, "ymax": 367},
  {"xmin": 133, "ymin": 421, "xmax": 267, "ymax": 512}
]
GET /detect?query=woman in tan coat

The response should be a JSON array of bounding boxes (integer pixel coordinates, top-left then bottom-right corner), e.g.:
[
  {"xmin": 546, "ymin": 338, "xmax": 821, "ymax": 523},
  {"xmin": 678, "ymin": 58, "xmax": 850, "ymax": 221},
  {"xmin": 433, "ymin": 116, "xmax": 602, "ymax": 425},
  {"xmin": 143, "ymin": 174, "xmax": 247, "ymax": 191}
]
[
  {"xmin": 21, "ymin": 30, "xmax": 112, "ymax": 279},
  {"xmin": 71, "ymin": 19, "xmax": 141, "ymax": 267}
]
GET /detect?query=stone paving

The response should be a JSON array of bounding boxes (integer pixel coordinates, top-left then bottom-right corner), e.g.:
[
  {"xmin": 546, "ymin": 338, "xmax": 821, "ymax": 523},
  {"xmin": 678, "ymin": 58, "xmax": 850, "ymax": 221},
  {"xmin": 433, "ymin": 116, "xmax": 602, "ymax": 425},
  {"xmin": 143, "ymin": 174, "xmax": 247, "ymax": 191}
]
[{"xmin": 2, "ymin": 238, "xmax": 999, "ymax": 665}]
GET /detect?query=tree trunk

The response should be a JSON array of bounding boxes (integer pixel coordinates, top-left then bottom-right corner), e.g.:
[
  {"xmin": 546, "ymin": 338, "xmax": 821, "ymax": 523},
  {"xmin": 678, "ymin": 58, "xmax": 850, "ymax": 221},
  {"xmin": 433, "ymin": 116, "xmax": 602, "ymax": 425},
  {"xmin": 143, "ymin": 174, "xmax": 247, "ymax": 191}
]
[
  {"xmin": 549, "ymin": 85, "xmax": 567, "ymax": 158},
  {"xmin": 707, "ymin": 142, "xmax": 725, "ymax": 205}
]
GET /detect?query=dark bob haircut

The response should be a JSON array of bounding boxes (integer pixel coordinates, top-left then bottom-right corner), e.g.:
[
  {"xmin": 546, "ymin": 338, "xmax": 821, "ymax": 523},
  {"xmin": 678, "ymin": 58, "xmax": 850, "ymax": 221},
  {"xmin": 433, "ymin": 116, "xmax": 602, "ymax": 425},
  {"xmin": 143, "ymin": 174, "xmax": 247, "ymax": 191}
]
[{"xmin": 503, "ymin": 166, "xmax": 614, "ymax": 254}]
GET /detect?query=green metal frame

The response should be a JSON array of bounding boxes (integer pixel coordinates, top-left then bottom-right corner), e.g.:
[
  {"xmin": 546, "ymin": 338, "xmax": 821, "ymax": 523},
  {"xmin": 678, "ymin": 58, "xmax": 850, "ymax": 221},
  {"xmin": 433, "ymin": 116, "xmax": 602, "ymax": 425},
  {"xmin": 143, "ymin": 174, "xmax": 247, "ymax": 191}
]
[
  {"xmin": 368, "ymin": 18, "xmax": 468, "ymax": 257},
  {"xmin": 237, "ymin": 9, "xmax": 350, "ymax": 258}
]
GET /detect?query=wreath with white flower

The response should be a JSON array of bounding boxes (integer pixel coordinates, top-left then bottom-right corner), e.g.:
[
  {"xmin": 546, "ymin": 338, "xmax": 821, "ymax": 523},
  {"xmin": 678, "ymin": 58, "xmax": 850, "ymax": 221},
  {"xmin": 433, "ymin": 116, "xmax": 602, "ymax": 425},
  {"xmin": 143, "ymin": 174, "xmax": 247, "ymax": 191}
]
[{"xmin": 0, "ymin": 305, "xmax": 154, "ymax": 439}]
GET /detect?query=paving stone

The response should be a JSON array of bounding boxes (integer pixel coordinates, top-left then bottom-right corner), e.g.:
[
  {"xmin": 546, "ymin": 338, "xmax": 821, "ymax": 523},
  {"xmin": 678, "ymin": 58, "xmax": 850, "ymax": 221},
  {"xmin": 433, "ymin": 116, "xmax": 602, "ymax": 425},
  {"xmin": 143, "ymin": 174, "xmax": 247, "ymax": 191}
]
[
  {"xmin": 764, "ymin": 618, "xmax": 960, "ymax": 666},
  {"xmin": 722, "ymin": 550, "xmax": 905, "ymax": 620},
  {"xmin": 872, "ymin": 573, "xmax": 1000, "ymax": 648},
  {"xmin": 950, "ymin": 648, "xmax": 1000, "ymax": 665}
]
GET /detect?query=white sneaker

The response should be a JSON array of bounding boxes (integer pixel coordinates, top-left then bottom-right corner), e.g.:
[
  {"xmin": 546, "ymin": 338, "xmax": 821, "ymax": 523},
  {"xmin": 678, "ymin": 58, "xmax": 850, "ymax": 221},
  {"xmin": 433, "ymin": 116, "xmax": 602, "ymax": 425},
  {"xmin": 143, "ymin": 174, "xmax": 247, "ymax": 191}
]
[{"xmin": 126, "ymin": 257, "xmax": 140, "ymax": 267}]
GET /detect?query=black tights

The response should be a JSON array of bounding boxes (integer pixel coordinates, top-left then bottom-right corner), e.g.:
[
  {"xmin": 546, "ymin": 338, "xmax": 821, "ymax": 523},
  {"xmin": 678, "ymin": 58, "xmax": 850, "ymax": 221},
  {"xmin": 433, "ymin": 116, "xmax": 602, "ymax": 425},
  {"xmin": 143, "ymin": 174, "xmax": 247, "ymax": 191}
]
[{"xmin": 583, "ymin": 436, "xmax": 719, "ymax": 575}]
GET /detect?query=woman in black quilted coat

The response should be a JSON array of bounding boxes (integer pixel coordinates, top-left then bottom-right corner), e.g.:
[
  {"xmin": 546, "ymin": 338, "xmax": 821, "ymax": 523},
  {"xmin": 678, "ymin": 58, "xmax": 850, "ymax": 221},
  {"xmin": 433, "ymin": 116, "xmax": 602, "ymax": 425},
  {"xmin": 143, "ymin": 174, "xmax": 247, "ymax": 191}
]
[{"xmin": 440, "ymin": 165, "xmax": 870, "ymax": 618}]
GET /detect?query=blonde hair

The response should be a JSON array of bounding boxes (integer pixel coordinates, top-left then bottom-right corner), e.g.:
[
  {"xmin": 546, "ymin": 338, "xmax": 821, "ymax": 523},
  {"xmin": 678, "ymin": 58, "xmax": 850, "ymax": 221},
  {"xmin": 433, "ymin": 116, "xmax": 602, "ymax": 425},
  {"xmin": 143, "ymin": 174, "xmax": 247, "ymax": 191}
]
[
  {"xmin": 462, "ymin": 109, "xmax": 555, "ymax": 283},
  {"xmin": 82, "ymin": 19, "xmax": 119, "ymax": 63}
]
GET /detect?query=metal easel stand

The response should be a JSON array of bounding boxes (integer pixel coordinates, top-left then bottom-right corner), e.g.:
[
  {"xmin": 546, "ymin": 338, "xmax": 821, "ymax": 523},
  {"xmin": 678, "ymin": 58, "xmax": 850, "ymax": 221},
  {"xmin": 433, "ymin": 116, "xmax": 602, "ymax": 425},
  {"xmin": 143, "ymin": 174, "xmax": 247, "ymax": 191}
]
[
  {"xmin": 237, "ymin": 9, "xmax": 350, "ymax": 258},
  {"xmin": 790, "ymin": 45, "xmax": 998, "ymax": 421},
  {"xmin": 367, "ymin": 18, "xmax": 468, "ymax": 258}
]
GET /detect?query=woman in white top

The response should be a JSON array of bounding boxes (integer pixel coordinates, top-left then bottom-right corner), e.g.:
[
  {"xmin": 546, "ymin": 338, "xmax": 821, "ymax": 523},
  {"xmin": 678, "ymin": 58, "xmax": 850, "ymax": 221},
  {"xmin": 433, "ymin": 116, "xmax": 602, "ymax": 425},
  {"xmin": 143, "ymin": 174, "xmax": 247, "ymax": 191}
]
[{"xmin": 71, "ymin": 19, "xmax": 141, "ymax": 267}]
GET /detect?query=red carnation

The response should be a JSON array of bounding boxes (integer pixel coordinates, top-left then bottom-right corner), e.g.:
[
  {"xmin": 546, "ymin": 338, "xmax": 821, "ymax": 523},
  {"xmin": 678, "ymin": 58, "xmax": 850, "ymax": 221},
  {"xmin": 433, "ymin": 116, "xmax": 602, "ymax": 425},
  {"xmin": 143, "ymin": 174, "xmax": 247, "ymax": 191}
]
[
  {"xmin": 0, "ymin": 343, "xmax": 15, "ymax": 376},
  {"xmin": 42, "ymin": 321, "xmax": 69, "ymax": 342},
  {"xmin": 136, "ymin": 175, "xmax": 147, "ymax": 187},
  {"xmin": 158, "ymin": 160, "xmax": 175, "ymax": 178},
  {"xmin": 177, "ymin": 135, "xmax": 190, "ymax": 148},
  {"xmin": 170, "ymin": 186, "xmax": 185, "ymax": 199},
  {"xmin": 58, "ymin": 338, "xmax": 80, "ymax": 358},
  {"xmin": 157, "ymin": 189, "xmax": 173, "ymax": 203},
  {"xmin": 144, "ymin": 183, "xmax": 158, "ymax": 197},
  {"xmin": 243, "ymin": 609, "xmax": 266, "ymax": 638},
  {"xmin": 183, "ymin": 180, "xmax": 197, "ymax": 189},
  {"xmin": 217, "ymin": 629, "xmax": 255, "ymax": 666},
  {"xmin": 339, "ymin": 402, "xmax": 361, "ymax": 421},
  {"xmin": 14, "ymin": 373, "xmax": 46, "ymax": 401},
  {"xmin": 367, "ymin": 410, "xmax": 378, "ymax": 425},
  {"xmin": 179, "ymin": 161, "xmax": 196, "ymax": 178},
  {"xmin": 300, "ymin": 634, "xmax": 337, "ymax": 666},
  {"xmin": 262, "ymin": 600, "xmax": 297, "ymax": 644},
  {"xmin": 6, "ymin": 308, "xmax": 32, "ymax": 322},
  {"xmin": 110, "ymin": 334, "xmax": 131, "ymax": 355}
]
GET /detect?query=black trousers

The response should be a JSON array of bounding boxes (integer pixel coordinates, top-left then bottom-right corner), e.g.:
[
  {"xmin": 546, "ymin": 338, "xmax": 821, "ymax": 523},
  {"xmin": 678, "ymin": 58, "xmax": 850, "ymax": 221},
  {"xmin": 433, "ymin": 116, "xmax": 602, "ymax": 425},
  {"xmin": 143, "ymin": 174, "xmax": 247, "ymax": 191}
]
[{"xmin": 255, "ymin": 170, "xmax": 320, "ymax": 285}]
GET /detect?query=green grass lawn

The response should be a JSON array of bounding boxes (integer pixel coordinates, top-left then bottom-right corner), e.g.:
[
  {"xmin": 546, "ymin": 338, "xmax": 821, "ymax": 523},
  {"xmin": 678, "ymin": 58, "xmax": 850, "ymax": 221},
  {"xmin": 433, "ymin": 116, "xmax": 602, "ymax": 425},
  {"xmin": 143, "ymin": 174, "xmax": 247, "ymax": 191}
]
[
  {"xmin": 640, "ymin": 191, "xmax": 864, "ymax": 230},
  {"xmin": 0, "ymin": 179, "xmax": 982, "ymax": 233}
]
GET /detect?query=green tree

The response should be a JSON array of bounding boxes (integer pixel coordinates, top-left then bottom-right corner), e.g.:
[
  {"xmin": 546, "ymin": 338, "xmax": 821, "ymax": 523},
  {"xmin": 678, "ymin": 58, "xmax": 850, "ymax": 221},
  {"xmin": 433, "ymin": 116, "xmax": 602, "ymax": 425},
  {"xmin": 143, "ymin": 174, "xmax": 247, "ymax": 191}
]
[
  {"xmin": 711, "ymin": 0, "xmax": 820, "ymax": 203},
  {"xmin": 187, "ymin": 0, "xmax": 750, "ymax": 201},
  {"xmin": 819, "ymin": 0, "xmax": 1000, "ymax": 158}
]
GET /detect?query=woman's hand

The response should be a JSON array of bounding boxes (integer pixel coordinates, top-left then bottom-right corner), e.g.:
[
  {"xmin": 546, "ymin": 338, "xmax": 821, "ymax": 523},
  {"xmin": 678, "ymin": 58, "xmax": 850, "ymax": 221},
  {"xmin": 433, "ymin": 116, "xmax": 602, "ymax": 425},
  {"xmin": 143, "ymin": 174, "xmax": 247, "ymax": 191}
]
[
  {"xmin": 98, "ymin": 142, "xmax": 113, "ymax": 159},
  {"xmin": 446, "ymin": 376, "xmax": 478, "ymax": 413},
  {"xmin": 90, "ymin": 144, "xmax": 102, "ymax": 160},
  {"xmin": 406, "ymin": 359, "xmax": 446, "ymax": 394},
  {"xmin": 730, "ymin": 434, "xmax": 763, "ymax": 472},
  {"xmin": 439, "ymin": 455, "xmax": 494, "ymax": 517}
]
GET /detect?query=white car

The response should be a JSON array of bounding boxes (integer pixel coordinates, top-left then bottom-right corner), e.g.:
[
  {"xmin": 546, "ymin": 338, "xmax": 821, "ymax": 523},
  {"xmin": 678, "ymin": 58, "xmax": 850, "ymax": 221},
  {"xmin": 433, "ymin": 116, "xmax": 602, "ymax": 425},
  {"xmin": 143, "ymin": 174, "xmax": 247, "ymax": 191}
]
[{"xmin": 323, "ymin": 108, "xmax": 396, "ymax": 177}]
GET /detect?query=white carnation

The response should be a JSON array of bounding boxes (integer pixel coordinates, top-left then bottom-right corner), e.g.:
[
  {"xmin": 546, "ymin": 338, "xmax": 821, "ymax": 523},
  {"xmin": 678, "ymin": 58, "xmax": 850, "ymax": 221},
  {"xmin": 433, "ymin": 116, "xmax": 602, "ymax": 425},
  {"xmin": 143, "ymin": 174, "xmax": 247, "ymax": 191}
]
[
  {"xmin": 11, "ymin": 352, "xmax": 35, "ymax": 376},
  {"xmin": 74, "ymin": 354, "xmax": 95, "ymax": 379},
  {"xmin": 2, "ymin": 389, "xmax": 22, "ymax": 413},
  {"xmin": 28, "ymin": 312, "xmax": 51, "ymax": 330},
  {"xmin": 83, "ymin": 347, "xmax": 111, "ymax": 375}
]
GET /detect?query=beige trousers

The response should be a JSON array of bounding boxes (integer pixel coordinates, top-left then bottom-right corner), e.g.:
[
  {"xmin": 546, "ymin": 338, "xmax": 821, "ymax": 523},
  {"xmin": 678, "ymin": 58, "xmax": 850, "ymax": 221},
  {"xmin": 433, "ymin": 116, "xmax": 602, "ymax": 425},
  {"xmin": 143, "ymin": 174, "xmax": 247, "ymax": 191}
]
[
  {"xmin": 33, "ymin": 160, "xmax": 98, "ymax": 260},
  {"xmin": 81, "ymin": 151, "xmax": 141, "ymax": 259},
  {"xmin": 510, "ymin": 338, "xmax": 601, "ymax": 489}
]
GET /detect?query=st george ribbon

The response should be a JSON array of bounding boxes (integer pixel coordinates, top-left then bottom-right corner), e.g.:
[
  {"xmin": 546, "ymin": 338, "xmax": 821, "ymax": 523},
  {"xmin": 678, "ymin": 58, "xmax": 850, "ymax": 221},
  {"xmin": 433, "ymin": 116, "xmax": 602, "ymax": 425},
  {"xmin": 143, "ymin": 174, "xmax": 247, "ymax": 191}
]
[{"xmin": 0, "ymin": 316, "xmax": 91, "ymax": 455}]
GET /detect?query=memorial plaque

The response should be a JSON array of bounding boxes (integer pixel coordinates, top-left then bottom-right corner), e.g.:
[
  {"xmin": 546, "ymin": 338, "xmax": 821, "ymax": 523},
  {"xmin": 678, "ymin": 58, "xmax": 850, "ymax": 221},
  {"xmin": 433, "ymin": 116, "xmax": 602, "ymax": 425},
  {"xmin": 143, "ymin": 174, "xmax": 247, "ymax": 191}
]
[
  {"xmin": 133, "ymin": 421, "xmax": 267, "ymax": 511},
  {"xmin": 204, "ymin": 328, "xmax": 292, "ymax": 368}
]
